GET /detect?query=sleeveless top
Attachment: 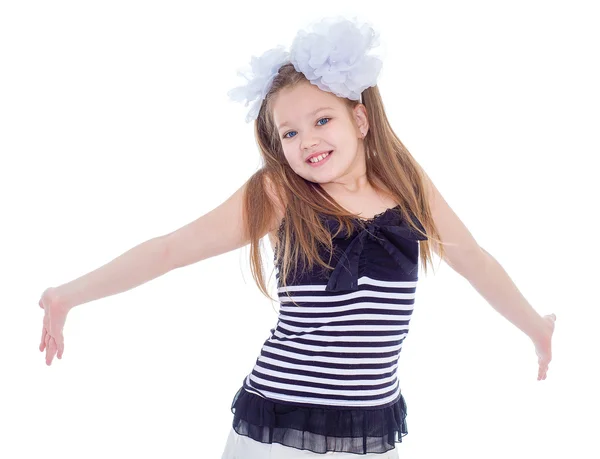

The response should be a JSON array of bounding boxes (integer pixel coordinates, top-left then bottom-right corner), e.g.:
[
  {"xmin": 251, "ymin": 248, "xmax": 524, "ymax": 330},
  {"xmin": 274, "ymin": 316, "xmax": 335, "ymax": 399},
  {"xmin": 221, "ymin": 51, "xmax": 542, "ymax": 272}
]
[{"xmin": 229, "ymin": 204, "xmax": 428, "ymax": 454}]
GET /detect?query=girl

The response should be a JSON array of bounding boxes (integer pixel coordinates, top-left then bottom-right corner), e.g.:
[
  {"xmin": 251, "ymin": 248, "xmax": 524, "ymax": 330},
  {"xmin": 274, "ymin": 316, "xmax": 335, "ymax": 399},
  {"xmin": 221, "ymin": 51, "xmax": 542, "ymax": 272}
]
[{"xmin": 38, "ymin": 16, "xmax": 556, "ymax": 458}]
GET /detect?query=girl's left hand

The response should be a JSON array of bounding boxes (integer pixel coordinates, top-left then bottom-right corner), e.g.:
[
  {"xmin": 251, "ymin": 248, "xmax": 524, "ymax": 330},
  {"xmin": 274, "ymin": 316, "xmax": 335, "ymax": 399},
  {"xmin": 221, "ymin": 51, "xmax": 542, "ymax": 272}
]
[{"xmin": 532, "ymin": 313, "xmax": 557, "ymax": 381}]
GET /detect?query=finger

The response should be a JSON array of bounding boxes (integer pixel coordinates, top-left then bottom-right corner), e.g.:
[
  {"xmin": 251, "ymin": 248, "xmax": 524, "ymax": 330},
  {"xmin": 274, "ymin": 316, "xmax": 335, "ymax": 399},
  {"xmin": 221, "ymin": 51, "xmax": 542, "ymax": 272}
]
[
  {"xmin": 44, "ymin": 332, "xmax": 51, "ymax": 359},
  {"xmin": 56, "ymin": 334, "xmax": 64, "ymax": 359},
  {"xmin": 40, "ymin": 326, "xmax": 47, "ymax": 352},
  {"xmin": 46, "ymin": 336, "xmax": 57, "ymax": 366}
]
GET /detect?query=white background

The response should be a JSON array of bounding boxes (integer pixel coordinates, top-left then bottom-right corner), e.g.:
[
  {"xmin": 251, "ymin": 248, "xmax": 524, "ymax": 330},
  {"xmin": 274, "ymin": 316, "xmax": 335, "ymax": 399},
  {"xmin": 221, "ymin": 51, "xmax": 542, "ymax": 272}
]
[{"xmin": 2, "ymin": 1, "xmax": 598, "ymax": 458}]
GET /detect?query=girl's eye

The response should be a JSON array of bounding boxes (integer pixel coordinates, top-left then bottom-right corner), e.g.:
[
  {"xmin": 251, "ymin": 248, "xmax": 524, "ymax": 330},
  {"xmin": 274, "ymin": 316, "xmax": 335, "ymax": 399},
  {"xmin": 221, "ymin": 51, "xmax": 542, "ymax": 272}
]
[{"xmin": 283, "ymin": 117, "xmax": 330, "ymax": 139}]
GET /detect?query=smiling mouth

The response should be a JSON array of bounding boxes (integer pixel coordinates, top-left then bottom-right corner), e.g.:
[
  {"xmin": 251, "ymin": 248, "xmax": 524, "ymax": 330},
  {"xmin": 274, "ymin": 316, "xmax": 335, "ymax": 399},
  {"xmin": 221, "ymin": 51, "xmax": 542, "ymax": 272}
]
[{"xmin": 306, "ymin": 150, "xmax": 333, "ymax": 163}]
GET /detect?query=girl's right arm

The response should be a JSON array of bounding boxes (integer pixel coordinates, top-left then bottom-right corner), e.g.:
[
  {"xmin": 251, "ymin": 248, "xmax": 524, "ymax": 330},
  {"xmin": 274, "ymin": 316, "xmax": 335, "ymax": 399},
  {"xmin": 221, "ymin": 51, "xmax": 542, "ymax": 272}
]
[
  {"xmin": 51, "ymin": 180, "xmax": 273, "ymax": 311},
  {"xmin": 52, "ymin": 236, "xmax": 171, "ymax": 310}
]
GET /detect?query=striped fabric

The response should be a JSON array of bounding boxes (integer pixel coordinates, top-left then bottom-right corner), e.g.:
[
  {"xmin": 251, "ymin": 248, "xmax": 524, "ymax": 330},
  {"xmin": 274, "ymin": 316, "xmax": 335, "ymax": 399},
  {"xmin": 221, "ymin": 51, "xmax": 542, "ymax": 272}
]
[
  {"xmin": 242, "ymin": 272, "xmax": 421, "ymax": 409},
  {"xmin": 240, "ymin": 206, "xmax": 427, "ymax": 409}
]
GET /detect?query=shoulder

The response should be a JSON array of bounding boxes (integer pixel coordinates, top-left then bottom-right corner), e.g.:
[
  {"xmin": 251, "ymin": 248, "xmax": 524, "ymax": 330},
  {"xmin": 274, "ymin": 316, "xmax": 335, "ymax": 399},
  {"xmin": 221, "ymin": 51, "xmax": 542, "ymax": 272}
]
[{"xmin": 420, "ymin": 168, "xmax": 485, "ymax": 271}]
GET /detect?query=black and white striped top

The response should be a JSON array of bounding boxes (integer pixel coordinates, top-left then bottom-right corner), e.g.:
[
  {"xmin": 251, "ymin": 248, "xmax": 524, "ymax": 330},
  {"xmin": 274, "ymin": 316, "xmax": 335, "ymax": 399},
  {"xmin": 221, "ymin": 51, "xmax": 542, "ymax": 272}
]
[{"xmin": 241, "ymin": 205, "xmax": 427, "ymax": 410}]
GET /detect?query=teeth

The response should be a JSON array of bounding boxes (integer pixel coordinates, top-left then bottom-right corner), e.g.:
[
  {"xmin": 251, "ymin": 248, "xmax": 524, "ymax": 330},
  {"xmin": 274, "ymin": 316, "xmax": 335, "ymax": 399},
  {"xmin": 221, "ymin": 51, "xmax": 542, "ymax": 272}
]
[{"xmin": 309, "ymin": 151, "xmax": 330, "ymax": 163}]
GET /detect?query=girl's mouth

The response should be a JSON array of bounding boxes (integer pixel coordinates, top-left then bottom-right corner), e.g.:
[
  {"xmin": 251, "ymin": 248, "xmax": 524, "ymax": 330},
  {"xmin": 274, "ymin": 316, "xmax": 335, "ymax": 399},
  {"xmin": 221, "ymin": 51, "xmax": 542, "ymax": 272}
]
[{"xmin": 306, "ymin": 150, "xmax": 333, "ymax": 167}]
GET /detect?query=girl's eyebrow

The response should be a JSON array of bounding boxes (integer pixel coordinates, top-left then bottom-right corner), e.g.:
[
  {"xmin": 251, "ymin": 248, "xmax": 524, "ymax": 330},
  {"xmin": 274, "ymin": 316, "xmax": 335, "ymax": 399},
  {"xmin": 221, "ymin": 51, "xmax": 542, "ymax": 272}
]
[{"xmin": 278, "ymin": 106, "xmax": 335, "ymax": 130}]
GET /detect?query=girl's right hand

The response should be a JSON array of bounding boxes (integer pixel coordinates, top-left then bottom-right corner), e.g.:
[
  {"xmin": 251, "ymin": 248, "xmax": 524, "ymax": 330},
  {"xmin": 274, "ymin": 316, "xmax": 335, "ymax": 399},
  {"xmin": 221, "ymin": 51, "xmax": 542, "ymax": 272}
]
[{"xmin": 39, "ymin": 287, "xmax": 70, "ymax": 366}]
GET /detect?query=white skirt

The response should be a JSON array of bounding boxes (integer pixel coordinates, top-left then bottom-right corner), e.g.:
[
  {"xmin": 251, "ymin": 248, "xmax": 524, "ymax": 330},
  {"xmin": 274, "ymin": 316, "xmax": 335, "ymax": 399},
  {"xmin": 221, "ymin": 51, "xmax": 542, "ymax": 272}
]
[{"xmin": 220, "ymin": 427, "xmax": 401, "ymax": 458}]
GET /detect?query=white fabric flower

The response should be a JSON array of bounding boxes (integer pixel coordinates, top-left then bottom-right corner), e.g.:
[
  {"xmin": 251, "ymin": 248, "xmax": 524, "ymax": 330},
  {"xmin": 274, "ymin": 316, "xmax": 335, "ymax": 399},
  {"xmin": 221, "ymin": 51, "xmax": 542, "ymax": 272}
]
[
  {"xmin": 289, "ymin": 16, "xmax": 382, "ymax": 102},
  {"xmin": 228, "ymin": 16, "xmax": 383, "ymax": 123},
  {"xmin": 227, "ymin": 46, "xmax": 290, "ymax": 123}
]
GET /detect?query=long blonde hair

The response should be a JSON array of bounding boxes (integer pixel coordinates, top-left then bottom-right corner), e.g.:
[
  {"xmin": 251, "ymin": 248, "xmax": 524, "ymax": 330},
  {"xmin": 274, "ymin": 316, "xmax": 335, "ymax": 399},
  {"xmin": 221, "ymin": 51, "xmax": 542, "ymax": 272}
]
[{"xmin": 241, "ymin": 63, "xmax": 447, "ymax": 307}]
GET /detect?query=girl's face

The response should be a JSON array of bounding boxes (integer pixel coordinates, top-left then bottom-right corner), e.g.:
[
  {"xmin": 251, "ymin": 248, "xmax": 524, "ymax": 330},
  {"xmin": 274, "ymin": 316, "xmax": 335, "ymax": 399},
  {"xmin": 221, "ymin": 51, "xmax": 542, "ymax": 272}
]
[{"xmin": 271, "ymin": 81, "xmax": 369, "ymax": 185}]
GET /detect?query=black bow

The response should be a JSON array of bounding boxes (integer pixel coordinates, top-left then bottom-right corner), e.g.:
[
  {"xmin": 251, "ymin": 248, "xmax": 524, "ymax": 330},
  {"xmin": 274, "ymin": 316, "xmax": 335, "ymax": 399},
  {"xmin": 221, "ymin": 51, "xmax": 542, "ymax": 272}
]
[{"xmin": 324, "ymin": 211, "xmax": 427, "ymax": 292}]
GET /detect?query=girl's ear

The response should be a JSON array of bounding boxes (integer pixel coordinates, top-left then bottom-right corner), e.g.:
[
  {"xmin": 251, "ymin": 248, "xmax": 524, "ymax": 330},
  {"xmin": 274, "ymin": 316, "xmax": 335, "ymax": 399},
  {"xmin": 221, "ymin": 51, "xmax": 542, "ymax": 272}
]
[{"xmin": 353, "ymin": 104, "xmax": 369, "ymax": 137}]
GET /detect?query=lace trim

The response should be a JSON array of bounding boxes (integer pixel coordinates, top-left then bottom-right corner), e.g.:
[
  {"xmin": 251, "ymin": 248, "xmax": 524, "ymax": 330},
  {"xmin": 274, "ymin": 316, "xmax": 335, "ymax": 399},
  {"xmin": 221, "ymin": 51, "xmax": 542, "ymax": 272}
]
[
  {"xmin": 276, "ymin": 204, "xmax": 402, "ymax": 236},
  {"xmin": 352, "ymin": 204, "xmax": 401, "ymax": 223}
]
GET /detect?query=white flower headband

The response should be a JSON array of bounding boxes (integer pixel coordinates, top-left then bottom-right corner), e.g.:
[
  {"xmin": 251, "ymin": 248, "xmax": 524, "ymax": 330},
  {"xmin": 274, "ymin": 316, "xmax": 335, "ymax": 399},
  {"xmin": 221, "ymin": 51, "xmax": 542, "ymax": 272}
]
[{"xmin": 228, "ymin": 16, "xmax": 384, "ymax": 123}]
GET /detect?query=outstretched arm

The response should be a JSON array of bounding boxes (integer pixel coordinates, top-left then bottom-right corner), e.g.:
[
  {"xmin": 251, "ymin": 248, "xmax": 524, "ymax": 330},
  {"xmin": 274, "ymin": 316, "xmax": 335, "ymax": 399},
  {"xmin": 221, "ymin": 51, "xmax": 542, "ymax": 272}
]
[
  {"xmin": 457, "ymin": 246, "xmax": 556, "ymax": 381},
  {"xmin": 423, "ymin": 171, "xmax": 556, "ymax": 380},
  {"xmin": 459, "ymin": 246, "xmax": 550, "ymax": 344}
]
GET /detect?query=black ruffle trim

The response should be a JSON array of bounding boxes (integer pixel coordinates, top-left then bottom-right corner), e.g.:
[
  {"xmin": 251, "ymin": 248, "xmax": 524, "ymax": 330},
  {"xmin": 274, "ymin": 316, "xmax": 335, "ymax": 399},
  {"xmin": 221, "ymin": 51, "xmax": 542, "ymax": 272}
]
[{"xmin": 230, "ymin": 387, "xmax": 408, "ymax": 455}]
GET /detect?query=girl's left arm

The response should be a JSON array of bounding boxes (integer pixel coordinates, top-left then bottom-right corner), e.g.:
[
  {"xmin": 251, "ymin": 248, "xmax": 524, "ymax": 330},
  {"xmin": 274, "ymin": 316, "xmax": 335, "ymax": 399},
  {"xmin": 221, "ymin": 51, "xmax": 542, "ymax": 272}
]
[
  {"xmin": 423, "ymin": 172, "xmax": 553, "ymax": 345},
  {"xmin": 457, "ymin": 246, "xmax": 550, "ymax": 344},
  {"xmin": 423, "ymin": 171, "xmax": 555, "ymax": 380}
]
